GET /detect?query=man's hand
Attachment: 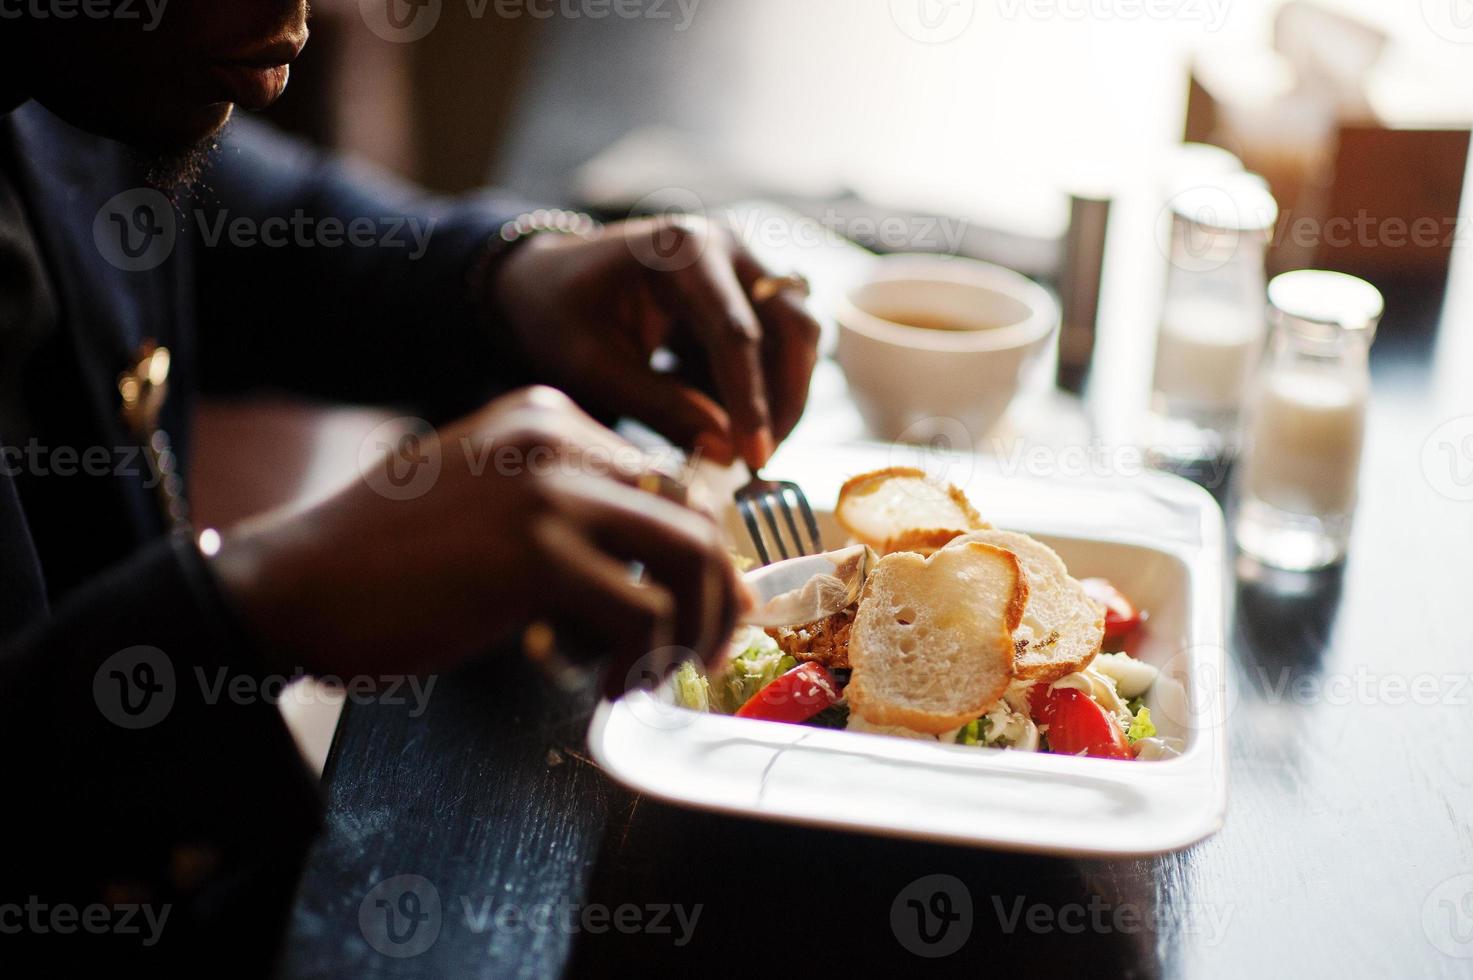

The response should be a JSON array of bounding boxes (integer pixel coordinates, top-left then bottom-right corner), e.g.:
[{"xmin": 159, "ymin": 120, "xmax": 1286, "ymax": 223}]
[
  {"xmin": 211, "ymin": 387, "xmax": 746, "ymax": 696},
  {"xmin": 490, "ymin": 216, "xmax": 822, "ymax": 470}
]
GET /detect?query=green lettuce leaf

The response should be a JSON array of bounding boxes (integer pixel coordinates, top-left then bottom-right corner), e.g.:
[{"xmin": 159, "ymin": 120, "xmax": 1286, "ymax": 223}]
[
  {"xmin": 956, "ymin": 717, "xmax": 989, "ymax": 746},
  {"xmin": 712, "ymin": 629, "xmax": 796, "ymax": 713},
  {"xmin": 1127, "ymin": 706, "xmax": 1157, "ymax": 743},
  {"xmin": 671, "ymin": 660, "xmax": 711, "ymax": 712}
]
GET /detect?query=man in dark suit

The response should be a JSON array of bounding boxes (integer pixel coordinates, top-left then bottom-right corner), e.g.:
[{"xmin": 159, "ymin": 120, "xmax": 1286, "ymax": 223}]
[{"xmin": 0, "ymin": 2, "xmax": 819, "ymax": 970}]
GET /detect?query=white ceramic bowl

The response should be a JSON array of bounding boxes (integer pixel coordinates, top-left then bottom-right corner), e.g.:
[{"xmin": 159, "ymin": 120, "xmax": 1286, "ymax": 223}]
[{"xmin": 835, "ymin": 254, "xmax": 1059, "ymax": 444}]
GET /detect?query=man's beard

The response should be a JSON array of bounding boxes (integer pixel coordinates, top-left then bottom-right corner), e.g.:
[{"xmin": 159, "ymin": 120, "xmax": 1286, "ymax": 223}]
[{"xmin": 136, "ymin": 128, "xmax": 224, "ymax": 202}]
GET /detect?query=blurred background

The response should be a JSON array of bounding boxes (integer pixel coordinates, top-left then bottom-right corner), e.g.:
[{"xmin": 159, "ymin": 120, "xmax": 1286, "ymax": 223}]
[{"xmin": 267, "ymin": 0, "xmax": 1471, "ymax": 238}]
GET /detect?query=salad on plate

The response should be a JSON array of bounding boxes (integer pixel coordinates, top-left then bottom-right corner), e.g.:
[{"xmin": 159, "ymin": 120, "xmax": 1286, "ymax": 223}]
[{"xmin": 670, "ymin": 468, "xmax": 1184, "ymax": 762}]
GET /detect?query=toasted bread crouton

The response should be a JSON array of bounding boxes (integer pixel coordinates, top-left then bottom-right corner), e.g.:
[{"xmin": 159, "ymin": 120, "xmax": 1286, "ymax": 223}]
[
  {"xmin": 835, "ymin": 467, "xmax": 988, "ymax": 555},
  {"xmin": 946, "ymin": 530, "xmax": 1104, "ymax": 682},
  {"xmin": 880, "ymin": 527, "xmax": 969, "ymax": 557},
  {"xmin": 847, "ymin": 542, "xmax": 1025, "ymax": 734}
]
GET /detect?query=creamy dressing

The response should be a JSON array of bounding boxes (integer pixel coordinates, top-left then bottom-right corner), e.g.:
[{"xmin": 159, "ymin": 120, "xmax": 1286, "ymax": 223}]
[{"xmin": 1050, "ymin": 662, "xmax": 1134, "ymax": 725}]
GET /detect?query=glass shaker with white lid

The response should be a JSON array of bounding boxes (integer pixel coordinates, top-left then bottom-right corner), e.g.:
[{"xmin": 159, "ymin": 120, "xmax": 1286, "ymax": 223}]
[
  {"xmin": 1148, "ymin": 174, "xmax": 1279, "ymax": 467},
  {"xmin": 1234, "ymin": 270, "xmax": 1383, "ymax": 571}
]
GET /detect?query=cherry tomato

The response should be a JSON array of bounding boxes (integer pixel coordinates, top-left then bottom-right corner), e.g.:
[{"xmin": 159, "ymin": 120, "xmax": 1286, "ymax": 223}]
[
  {"xmin": 1029, "ymin": 686, "xmax": 1133, "ymax": 760},
  {"xmin": 736, "ymin": 663, "xmax": 841, "ymax": 724},
  {"xmin": 1082, "ymin": 577, "xmax": 1142, "ymax": 647}
]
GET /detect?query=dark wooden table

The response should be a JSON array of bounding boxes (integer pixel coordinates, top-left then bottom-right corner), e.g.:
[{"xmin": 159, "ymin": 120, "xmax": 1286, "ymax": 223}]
[{"xmin": 276, "ymin": 12, "xmax": 1473, "ymax": 979}]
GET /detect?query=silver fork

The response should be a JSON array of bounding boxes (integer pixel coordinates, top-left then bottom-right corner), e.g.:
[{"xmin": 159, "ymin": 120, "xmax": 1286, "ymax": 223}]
[{"xmin": 735, "ymin": 469, "xmax": 823, "ymax": 566}]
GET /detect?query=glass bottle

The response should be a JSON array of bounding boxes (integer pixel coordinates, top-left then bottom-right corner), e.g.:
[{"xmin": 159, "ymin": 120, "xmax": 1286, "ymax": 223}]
[
  {"xmin": 1233, "ymin": 270, "xmax": 1383, "ymax": 570},
  {"xmin": 1148, "ymin": 174, "xmax": 1279, "ymax": 468}
]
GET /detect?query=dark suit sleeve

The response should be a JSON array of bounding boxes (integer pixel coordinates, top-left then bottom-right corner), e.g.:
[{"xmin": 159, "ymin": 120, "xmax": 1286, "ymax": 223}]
[
  {"xmin": 0, "ymin": 532, "xmax": 322, "ymax": 970},
  {"xmin": 193, "ymin": 117, "xmax": 540, "ymax": 421}
]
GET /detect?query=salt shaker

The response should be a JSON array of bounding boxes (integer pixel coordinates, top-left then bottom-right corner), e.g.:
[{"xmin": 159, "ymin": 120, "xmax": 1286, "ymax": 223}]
[
  {"xmin": 1234, "ymin": 270, "xmax": 1383, "ymax": 570},
  {"xmin": 1148, "ymin": 173, "xmax": 1279, "ymax": 467}
]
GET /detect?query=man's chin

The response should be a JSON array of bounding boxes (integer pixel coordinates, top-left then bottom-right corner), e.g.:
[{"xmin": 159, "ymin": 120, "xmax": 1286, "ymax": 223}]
[
  {"xmin": 118, "ymin": 103, "xmax": 233, "ymax": 194},
  {"xmin": 137, "ymin": 101, "xmax": 234, "ymax": 159},
  {"xmin": 139, "ymin": 133, "xmax": 223, "ymax": 197},
  {"xmin": 35, "ymin": 91, "xmax": 234, "ymax": 189}
]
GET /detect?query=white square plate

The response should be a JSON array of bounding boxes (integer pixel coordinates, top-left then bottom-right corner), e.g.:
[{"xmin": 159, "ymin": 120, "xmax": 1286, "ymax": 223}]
[{"xmin": 587, "ymin": 444, "xmax": 1229, "ymax": 857}]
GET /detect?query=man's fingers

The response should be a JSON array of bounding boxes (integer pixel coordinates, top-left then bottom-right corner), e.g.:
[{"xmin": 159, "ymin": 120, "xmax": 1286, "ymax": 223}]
[
  {"xmin": 532, "ymin": 515, "xmax": 678, "ymax": 697},
  {"xmin": 472, "ymin": 384, "xmax": 677, "ymax": 486},
  {"xmin": 731, "ymin": 245, "xmax": 821, "ymax": 442},
  {"xmin": 574, "ymin": 362, "xmax": 738, "ymax": 467},
  {"xmin": 641, "ymin": 223, "xmax": 775, "ymax": 468},
  {"xmin": 542, "ymin": 473, "xmax": 742, "ymax": 679}
]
